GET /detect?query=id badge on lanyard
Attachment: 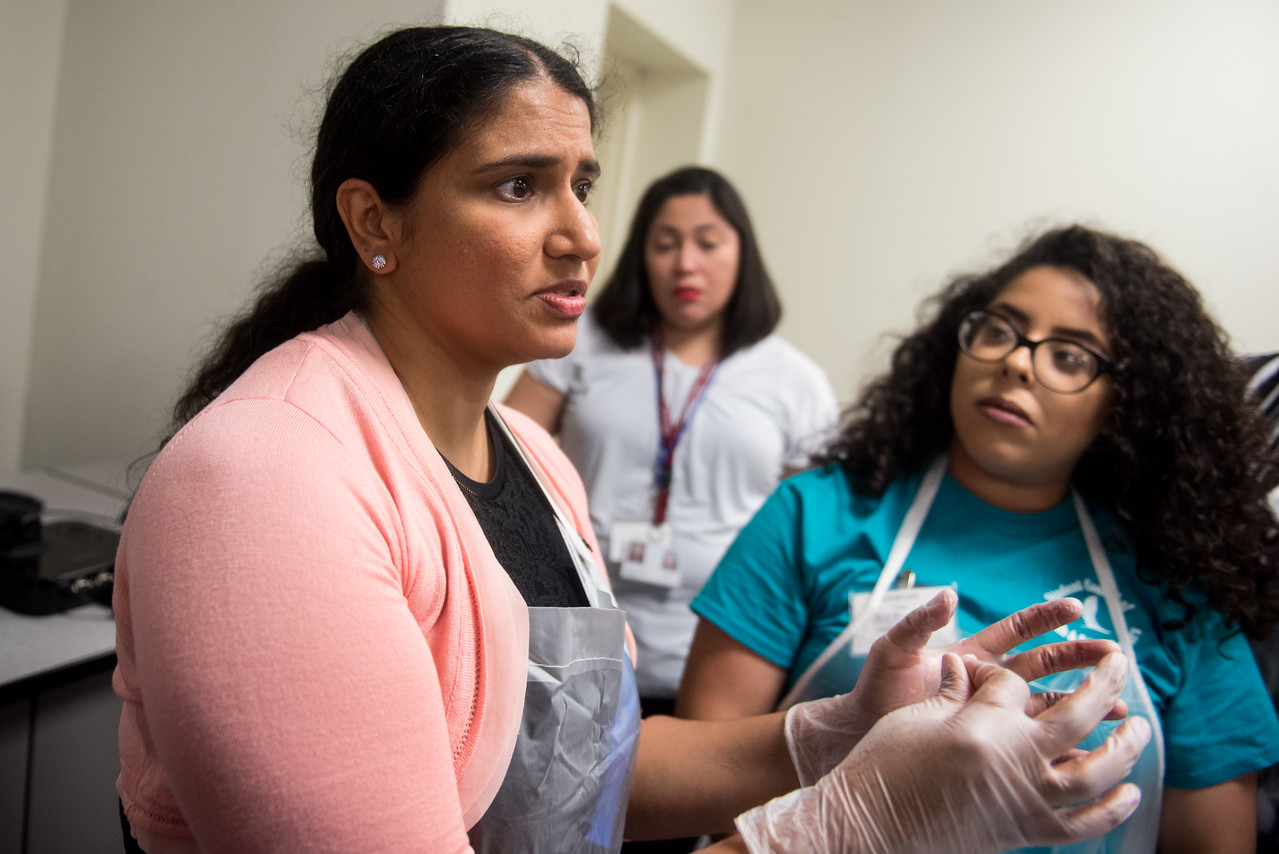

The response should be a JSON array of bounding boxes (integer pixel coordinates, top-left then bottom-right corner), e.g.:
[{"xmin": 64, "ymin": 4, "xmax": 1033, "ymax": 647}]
[
  {"xmin": 612, "ymin": 520, "xmax": 677, "ymax": 587},
  {"xmin": 614, "ymin": 336, "xmax": 718, "ymax": 589}
]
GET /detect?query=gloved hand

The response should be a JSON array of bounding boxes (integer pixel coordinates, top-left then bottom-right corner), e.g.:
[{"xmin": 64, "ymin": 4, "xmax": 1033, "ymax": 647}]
[
  {"xmin": 785, "ymin": 589, "xmax": 1123, "ymax": 786},
  {"xmin": 738, "ymin": 652, "xmax": 1150, "ymax": 854}
]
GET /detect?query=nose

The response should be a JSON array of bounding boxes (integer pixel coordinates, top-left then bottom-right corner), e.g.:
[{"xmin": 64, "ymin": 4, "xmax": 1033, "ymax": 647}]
[
  {"xmin": 546, "ymin": 193, "xmax": 601, "ymax": 262},
  {"xmin": 1001, "ymin": 341, "xmax": 1035, "ymax": 384},
  {"xmin": 675, "ymin": 241, "xmax": 698, "ymax": 273}
]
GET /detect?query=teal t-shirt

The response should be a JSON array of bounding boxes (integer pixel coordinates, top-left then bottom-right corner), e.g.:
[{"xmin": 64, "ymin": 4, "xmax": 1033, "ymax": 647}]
[{"xmin": 691, "ymin": 464, "xmax": 1279, "ymax": 790}]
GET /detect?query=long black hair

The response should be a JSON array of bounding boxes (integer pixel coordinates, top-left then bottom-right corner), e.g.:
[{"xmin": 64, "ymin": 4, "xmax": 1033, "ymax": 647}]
[
  {"xmin": 591, "ymin": 166, "xmax": 781, "ymax": 357},
  {"xmin": 168, "ymin": 26, "xmax": 596, "ymax": 435},
  {"xmin": 818, "ymin": 225, "xmax": 1279, "ymax": 638}
]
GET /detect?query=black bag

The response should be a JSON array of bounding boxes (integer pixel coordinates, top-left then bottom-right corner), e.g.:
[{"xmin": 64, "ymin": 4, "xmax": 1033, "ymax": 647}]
[{"xmin": 0, "ymin": 490, "xmax": 119, "ymax": 615}]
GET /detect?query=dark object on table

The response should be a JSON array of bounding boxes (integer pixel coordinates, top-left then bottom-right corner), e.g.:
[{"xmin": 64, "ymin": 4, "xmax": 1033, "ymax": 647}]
[{"xmin": 0, "ymin": 490, "xmax": 119, "ymax": 615}]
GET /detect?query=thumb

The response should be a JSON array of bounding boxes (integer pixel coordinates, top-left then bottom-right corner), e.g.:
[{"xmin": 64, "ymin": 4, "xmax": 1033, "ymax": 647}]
[
  {"xmin": 880, "ymin": 588, "xmax": 958, "ymax": 657},
  {"xmin": 934, "ymin": 652, "xmax": 975, "ymax": 708}
]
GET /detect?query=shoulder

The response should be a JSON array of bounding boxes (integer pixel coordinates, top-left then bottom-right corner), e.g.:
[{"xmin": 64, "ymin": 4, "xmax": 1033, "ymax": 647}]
[
  {"xmin": 139, "ymin": 314, "xmax": 437, "ymax": 529},
  {"xmin": 155, "ymin": 339, "xmax": 356, "ymax": 489},
  {"xmin": 750, "ymin": 334, "xmax": 818, "ymax": 363},
  {"xmin": 737, "ymin": 335, "xmax": 823, "ymax": 373},
  {"xmin": 524, "ymin": 310, "xmax": 641, "ymax": 389},
  {"xmin": 136, "ymin": 387, "xmax": 394, "ymax": 547},
  {"xmin": 211, "ymin": 313, "xmax": 399, "ymax": 432},
  {"xmin": 768, "ymin": 465, "xmax": 872, "ymax": 522},
  {"xmin": 780, "ymin": 464, "xmax": 848, "ymax": 497},
  {"xmin": 729, "ymin": 335, "xmax": 834, "ymax": 396},
  {"xmin": 769, "ymin": 467, "xmax": 927, "ymax": 545}
]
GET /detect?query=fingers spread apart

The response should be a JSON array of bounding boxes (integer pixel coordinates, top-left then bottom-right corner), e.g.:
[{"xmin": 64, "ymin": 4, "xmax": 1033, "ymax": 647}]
[
  {"xmin": 962, "ymin": 598, "xmax": 1085, "ymax": 659},
  {"xmin": 1004, "ymin": 638, "xmax": 1121, "ymax": 684},
  {"xmin": 1042, "ymin": 715, "xmax": 1151, "ymax": 807}
]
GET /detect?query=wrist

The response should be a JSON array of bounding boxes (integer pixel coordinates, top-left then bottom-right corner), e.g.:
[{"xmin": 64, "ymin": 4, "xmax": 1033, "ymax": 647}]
[
  {"xmin": 703, "ymin": 833, "xmax": 752, "ymax": 853},
  {"xmin": 783, "ymin": 700, "xmax": 875, "ymax": 787},
  {"xmin": 735, "ymin": 781, "xmax": 869, "ymax": 854}
]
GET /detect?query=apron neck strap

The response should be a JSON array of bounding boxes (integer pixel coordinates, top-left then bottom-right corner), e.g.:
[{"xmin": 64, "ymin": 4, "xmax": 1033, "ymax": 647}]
[{"xmin": 487, "ymin": 404, "xmax": 615, "ymax": 610}]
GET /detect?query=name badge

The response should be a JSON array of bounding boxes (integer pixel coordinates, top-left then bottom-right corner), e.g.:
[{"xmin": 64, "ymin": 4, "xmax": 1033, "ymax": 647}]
[
  {"xmin": 849, "ymin": 584, "xmax": 958, "ymax": 655},
  {"xmin": 611, "ymin": 521, "xmax": 680, "ymax": 588}
]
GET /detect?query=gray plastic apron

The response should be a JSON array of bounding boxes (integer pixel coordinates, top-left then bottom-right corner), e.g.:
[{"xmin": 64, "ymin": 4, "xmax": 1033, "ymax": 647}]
[
  {"xmin": 468, "ymin": 409, "xmax": 641, "ymax": 854},
  {"xmin": 780, "ymin": 456, "xmax": 1164, "ymax": 854}
]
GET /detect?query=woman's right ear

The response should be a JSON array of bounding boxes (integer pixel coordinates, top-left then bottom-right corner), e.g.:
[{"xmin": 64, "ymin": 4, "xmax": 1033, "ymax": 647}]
[{"xmin": 335, "ymin": 178, "xmax": 398, "ymax": 274}]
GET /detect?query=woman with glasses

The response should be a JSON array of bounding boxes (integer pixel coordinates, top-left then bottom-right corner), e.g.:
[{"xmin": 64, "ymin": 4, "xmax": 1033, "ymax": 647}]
[{"xmin": 679, "ymin": 224, "xmax": 1279, "ymax": 853}]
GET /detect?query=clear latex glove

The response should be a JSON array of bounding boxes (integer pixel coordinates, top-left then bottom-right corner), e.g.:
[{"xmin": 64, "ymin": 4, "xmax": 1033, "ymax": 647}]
[
  {"xmin": 785, "ymin": 589, "xmax": 1123, "ymax": 786},
  {"xmin": 739, "ymin": 652, "xmax": 1150, "ymax": 854}
]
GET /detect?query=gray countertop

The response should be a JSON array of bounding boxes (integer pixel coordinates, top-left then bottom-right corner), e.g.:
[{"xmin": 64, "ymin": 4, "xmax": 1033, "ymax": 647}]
[{"xmin": 1, "ymin": 464, "xmax": 131, "ymax": 690}]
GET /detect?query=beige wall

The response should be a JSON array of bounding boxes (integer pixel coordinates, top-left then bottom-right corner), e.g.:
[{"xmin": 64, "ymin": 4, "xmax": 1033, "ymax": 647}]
[
  {"xmin": 10, "ymin": 0, "xmax": 733, "ymax": 469},
  {"xmin": 716, "ymin": 0, "xmax": 1279, "ymax": 402},
  {"xmin": 1, "ymin": 0, "xmax": 68, "ymax": 474},
  {"xmin": 18, "ymin": 0, "xmax": 449, "ymax": 470},
  {"xmin": 8, "ymin": 0, "xmax": 1278, "ymax": 470}
]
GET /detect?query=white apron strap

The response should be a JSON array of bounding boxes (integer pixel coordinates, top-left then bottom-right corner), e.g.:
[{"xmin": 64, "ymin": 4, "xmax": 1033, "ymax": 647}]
[
  {"xmin": 489, "ymin": 404, "xmax": 615, "ymax": 610},
  {"xmin": 1071, "ymin": 492, "xmax": 1165, "ymax": 822},
  {"xmin": 779, "ymin": 456, "xmax": 947, "ymax": 709}
]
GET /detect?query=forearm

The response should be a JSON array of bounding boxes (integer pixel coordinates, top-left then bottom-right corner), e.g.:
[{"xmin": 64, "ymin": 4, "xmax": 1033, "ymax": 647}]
[
  {"xmin": 703, "ymin": 834, "xmax": 751, "ymax": 853},
  {"xmin": 625, "ymin": 713, "xmax": 800, "ymax": 839},
  {"xmin": 1158, "ymin": 776, "xmax": 1257, "ymax": 853}
]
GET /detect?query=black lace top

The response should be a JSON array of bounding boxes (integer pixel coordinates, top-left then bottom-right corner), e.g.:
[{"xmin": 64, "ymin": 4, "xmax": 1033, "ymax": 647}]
[{"xmin": 443, "ymin": 412, "xmax": 589, "ymax": 608}]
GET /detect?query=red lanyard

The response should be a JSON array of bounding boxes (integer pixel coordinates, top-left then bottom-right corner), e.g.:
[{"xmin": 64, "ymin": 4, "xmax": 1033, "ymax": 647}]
[{"xmin": 651, "ymin": 333, "xmax": 719, "ymax": 524}]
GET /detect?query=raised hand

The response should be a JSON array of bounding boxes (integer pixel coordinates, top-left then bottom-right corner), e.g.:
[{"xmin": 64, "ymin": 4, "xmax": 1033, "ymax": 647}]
[
  {"xmin": 741, "ymin": 652, "xmax": 1149, "ymax": 853},
  {"xmin": 785, "ymin": 588, "xmax": 1122, "ymax": 786}
]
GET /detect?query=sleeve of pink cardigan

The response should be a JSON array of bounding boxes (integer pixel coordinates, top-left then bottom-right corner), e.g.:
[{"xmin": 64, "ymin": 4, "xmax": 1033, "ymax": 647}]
[{"xmin": 122, "ymin": 398, "xmax": 473, "ymax": 853}]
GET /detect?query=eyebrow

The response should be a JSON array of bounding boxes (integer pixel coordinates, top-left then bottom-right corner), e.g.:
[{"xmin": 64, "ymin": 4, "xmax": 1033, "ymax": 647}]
[
  {"xmin": 650, "ymin": 223, "xmax": 729, "ymax": 237},
  {"xmin": 476, "ymin": 153, "xmax": 601, "ymax": 177},
  {"xmin": 990, "ymin": 302, "xmax": 1110, "ymax": 351}
]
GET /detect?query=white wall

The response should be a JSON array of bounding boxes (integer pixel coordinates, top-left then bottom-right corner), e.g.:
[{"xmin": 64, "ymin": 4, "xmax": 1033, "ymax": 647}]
[
  {"xmin": 716, "ymin": 0, "xmax": 1279, "ymax": 403},
  {"xmin": 19, "ymin": 0, "xmax": 448, "ymax": 469},
  {"xmin": 445, "ymin": 0, "xmax": 734, "ymax": 86},
  {"xmin": 12, "ymin": 0, "xmax": 1277, "ymax": 469},
  {"xmin": 447, "ymin": 0, "xmax": 607, "ymax": 47},
  {"xmin": 12, "ymin": 0, "xmax": 734, "ymax": 468},
  {"xmin": 1, "ymin": 0, "xmax": 68, "ymax": 474}
]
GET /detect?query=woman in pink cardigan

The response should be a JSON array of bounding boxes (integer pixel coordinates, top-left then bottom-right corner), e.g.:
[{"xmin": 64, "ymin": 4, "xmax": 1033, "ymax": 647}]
[{"xmin": 113, "ymin": 25, "xmax": 1150, "ymax": 854}]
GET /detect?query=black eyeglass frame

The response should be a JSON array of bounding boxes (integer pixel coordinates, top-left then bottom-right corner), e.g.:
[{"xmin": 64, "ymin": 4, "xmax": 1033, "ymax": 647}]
[{"xmin": 957, "ymin": 309, "xmax": 1113, "ymax": 394}]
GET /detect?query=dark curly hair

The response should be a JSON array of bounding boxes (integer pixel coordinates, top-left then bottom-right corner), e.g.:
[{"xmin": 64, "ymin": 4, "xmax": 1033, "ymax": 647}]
[{"xmin": 818, "ymin": 224, "xmax": 1279, "ymax": 638}]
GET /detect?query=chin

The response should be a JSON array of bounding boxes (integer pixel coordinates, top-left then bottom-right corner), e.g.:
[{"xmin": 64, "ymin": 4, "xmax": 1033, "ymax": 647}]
[
  {"xmin": 538, "ymin": 343, "xmax": 576, "ymax": 361},
  {"xmin": 525, "ymin": 327, "xmax": 579, "ymax": 362}
]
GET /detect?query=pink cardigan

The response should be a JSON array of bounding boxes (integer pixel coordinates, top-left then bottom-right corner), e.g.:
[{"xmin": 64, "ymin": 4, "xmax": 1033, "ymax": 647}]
[{"xmin": 114, "ymin": 313, "xmax": 608, "ymax": 853}]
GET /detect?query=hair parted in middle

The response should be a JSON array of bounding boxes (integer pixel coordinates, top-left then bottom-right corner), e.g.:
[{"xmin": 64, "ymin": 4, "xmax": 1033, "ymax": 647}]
[
  {"xmin": 817, "ymin": 223, "xmax": 1279, "ymax": 639},
  {"xmin": 167, "ymin": 26, "xmax": 595, "ymax": 435},
  {"xmin": 591, "ymin": 166, "xmax": 781, "ymax": 357}
]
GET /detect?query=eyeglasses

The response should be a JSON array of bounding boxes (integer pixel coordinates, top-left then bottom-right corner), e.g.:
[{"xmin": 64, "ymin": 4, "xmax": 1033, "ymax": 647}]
[{"xmin": 957, "ymin": 310, "xmax": 1112, "ymax": 394}]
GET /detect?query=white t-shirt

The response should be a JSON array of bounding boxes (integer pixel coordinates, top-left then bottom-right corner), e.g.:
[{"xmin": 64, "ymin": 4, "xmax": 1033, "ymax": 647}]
[{"xmin": 525, "ymin": 311, "xmax": 838, "ymax": 696}]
